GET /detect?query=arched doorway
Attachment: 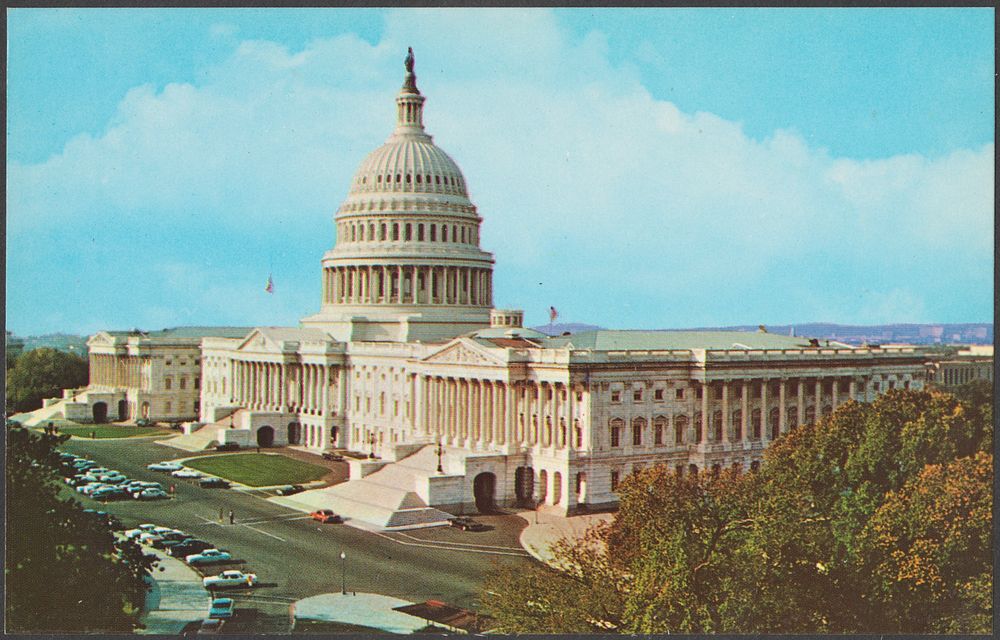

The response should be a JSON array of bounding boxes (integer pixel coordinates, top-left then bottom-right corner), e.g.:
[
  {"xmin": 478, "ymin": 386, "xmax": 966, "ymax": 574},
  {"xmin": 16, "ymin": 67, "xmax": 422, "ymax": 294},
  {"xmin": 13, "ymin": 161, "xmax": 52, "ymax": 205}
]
[
  {"xmin": 117, "ymin": 399, "xmax": 129, "ymax": 421},
  {"xmin": 551, "ymin": 472, "xmax": 562, "ymax": 506},
  {"xmin": 538, "ymin": 470, "xmax": 548, "ymax": 504},
  {"xmin": 92, "ymin": 402, "xmax": 108, "ymax": 424},
  {"xmin": 256, "ymin": 425, "xmax": 274, "ymax": 447},
  {"xmin": 473, "ymin": 472, "xmax": 497, "ymax": 513},
  {"xmin": 514, "ymin": 466, "xmax": 534, "ymax": 507},
  {"xmin": 287, "ymin": 422, "xmax": 301, "ymax": 445}
]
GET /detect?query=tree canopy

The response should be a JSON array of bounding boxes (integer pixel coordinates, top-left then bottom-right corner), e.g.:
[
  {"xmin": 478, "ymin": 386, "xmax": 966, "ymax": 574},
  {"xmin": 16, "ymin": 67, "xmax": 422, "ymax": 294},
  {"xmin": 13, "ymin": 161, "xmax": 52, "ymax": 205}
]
[
  {"xmin": 5, "ymin": 428, "xmax": 154, "ymax": 632},
  {"xmin": 5, "ymin": 347, "xmax": 88, "ymax": 413},
  {"xmin": 482, "ymin": 385, "xmax": 993, "ymax": 634}
]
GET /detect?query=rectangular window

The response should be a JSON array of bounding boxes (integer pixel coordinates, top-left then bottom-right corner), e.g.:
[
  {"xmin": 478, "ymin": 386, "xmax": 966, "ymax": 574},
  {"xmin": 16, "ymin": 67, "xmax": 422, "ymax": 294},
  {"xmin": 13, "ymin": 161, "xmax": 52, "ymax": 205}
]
[
  {"xmin": 713, "ymin": 386, "xmax": 722, "ymax": 400},
  {"xmin": 179, "ymin": 377, "xmax": 186, "ymax": 390},
  {"xmin": 654, "ymin": 424, "xmax": 663, "ymax": 445},
  {"xmin": 164, "ymin": 378, "xmax": 172, "ymax": 390},
  {"xmin": 676, "ymin": 388, "xmax": 684, "ymax": 400},
  {"xmin": 696, "ymin": 387, "xmax": 703, "ymax": 399},
  {"xmin": 610, "ymin": 391, "xmax": 621, "ymax": 403},
  {"xmin": 610, "ymin": 470, "xmax": 620, "ymax": 491},
  {"xmin": 194, "ymin": 377, "xmax": 200, "ymax": 390},
  {"xmin": 633, "ymin": 389, "xmax": 642, "ymax": 402},
  {"xmin": 752, "ymin": 383, "xmax": 761, "ymax": 399},
  {"xmin": 903, "ymin": 380, "xmax": 910, "ymax": 390},
  {"xmin": 654, "ymin": 388, "xmax": 664, "ymax": 401},
  {"xmin": 165, "ymin": 401, "xmax": 172, "ymax": 413},
  {"xmin": 611, "ymin": 425, "xmax": 621, "ymax": 447},
  {"xmin": 575, "ymin": 426, "xmax": 583, "ymax": 448},
  {"xmin": 632, "ymin": 424, "xmax": 642, "ymax": 446}
]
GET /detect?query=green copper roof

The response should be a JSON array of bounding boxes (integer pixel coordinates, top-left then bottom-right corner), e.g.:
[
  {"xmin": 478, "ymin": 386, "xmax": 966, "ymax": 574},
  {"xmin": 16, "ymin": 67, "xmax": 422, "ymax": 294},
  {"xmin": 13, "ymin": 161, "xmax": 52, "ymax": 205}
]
[
  {"xmin": 543, "ymin": 330, "xmax": 826, "ymax": 351},
  {"xmin": 106, "ymin": 326, "xmax": 254, "ymax": 340}
]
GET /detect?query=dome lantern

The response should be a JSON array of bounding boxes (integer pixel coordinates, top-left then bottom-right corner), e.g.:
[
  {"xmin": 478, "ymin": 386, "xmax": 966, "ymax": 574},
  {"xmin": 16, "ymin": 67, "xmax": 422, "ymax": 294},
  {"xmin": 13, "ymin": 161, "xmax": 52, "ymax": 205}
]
[{"xmin": 394, "ymin": 47, "xmax": 428, "ymax": 140}]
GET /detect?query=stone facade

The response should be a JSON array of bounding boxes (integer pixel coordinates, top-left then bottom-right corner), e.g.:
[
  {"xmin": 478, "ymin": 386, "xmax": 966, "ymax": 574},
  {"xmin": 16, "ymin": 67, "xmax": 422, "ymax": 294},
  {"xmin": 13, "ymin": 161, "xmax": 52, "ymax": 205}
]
[{"xmin": 86, "ymin": 54, "xmax": 932, "ymax": 515}]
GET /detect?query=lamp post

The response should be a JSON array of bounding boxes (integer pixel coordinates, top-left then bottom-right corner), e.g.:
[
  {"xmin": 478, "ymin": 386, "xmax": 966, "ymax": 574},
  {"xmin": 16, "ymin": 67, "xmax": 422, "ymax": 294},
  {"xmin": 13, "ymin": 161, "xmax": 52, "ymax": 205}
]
[
  {"xmin": 340, "ymin": 550, "xmax": 346, "ymax": 595},
  {"xmin": 435, "ymin": 440, "xmax": 444, "ymax": 474}
]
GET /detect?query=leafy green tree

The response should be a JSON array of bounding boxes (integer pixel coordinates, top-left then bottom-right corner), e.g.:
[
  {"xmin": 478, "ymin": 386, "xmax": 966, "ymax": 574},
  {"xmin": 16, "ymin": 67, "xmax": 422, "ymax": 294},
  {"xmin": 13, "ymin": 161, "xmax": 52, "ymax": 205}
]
[
  {"xmin": 5, "ymin": 428, "xmax": 153, "ymax": 632},
  {"xmin": 5, "ymin": 347, "xmax": 88, "ymax": 413}
]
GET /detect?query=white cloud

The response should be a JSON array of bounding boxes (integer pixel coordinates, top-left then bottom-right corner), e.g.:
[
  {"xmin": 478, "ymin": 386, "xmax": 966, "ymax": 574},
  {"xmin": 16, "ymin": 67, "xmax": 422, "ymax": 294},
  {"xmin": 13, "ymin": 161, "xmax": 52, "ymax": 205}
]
[{"xmin": 6, "ymin": 9, "xmax": 993, "ymax": 333}]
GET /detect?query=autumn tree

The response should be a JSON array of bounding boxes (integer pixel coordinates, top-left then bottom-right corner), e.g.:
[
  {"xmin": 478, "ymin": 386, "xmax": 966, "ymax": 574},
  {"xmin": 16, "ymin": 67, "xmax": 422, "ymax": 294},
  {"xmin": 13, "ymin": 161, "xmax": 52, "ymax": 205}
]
[{"xmin": 483, "ymin": 387, "xmax": 992, "ymax": 634}]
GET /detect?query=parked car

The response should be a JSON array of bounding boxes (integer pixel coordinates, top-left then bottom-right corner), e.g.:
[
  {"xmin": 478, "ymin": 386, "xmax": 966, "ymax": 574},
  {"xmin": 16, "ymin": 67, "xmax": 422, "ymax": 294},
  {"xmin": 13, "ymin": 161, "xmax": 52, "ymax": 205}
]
[
  {"xmin": 147, "ymin": 461, "xmax": 183, "ymax": 472},
  {"xmin": 135, "ymin": 418, "xmax": 152, "ymax": 427},
  {"xmin": 137, "ymin": 488, "xmax": 170, "ymax": 500},
  {"xmin": 321, "ymin": 452, "xmax": 344, "ymax": 462},
  {"xmin": 139, "ymin": 532, "xmax": 164, "ymax": 546},
  {"xmin": 215, "ymin": 443, "xmax": 240, "ymax": 452},
  {"xmin": 125, "ymin": 524, "xmax": 158, "ymax": 539},
  {"xmin": 202, "ymin": 570, "xmax": 256, "ymax": 589},
  {"xmin": 92, "ymin": 486, "xmax": 128, "ymax": 501},
  {"xmin": 171, "ymin": 468, "xmax": 203, "ymax": 479},
  {"xmin": 449, "ymin": 517, "xmax": 488, "ymax": 532},
  {"xmin": 151, "ymin": 532, "xmax": 190, "ymax": 549},
  {"xmin": 79, "ymin": 483, "xmax": 109, "ymax": 495},
  {"xmin": 168, "ymin": 539, "xmax": 214, "ymax": 557},
  {"xmin": 310, "ymin": 509, "xmax": 343, "ymax": 524},
  {"xmin": 208, "ymin": 597, "xmax": 235, "ymax": 620},
  {"xmin": 199, "ymin": 478, "xmax": 231, "ymax": 489},
  {"xmin": 275, "ymin": 485, "xmax": 305, "ymax": 496},
  {"xmin": 196, "ymin": 618, "xmax": 225, "ymax": 635},
  {"xmin": 186, "ymin": 549, "xmax": 232, "ymax": 565},
  {"xmin": 72, "ymin": 460, "xmax": 96, "ymax": 470}
]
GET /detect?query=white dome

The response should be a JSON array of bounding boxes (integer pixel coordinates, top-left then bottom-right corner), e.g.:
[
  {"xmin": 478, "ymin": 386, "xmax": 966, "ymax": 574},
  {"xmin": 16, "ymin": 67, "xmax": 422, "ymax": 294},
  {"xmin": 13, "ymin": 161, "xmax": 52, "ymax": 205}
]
[{"xmin": 348, "ymin": 138, "xmax": 469, "ymax": 199}]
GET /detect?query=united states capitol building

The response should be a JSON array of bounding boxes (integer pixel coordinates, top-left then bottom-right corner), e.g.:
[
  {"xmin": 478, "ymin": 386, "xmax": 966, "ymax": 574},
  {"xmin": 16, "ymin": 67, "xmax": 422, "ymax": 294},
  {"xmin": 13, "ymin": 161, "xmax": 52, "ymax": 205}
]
[{"xmin": 71, "ymin": 53, "xmax": 929, "ymax": 522}]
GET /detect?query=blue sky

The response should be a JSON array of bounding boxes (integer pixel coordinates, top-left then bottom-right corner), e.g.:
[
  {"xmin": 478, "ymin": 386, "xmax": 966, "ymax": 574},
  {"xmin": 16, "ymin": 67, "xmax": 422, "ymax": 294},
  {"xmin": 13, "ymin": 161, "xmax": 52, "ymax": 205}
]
[{"xmin": 6, "ymin": 8, "xmax": 994, "ymax": 335}]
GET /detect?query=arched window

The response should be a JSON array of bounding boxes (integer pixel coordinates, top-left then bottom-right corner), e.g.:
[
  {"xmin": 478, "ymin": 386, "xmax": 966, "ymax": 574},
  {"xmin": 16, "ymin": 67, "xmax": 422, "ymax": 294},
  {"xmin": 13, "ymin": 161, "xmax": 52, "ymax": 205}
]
[
  {"xmin": 442, "ymin": 226, "xmax": 448, "ymax": 242},
  {"xmin": 418, "ymin": 224, "xmax": 424, "ymax": 241},
  {"xmin": 821, "ymin": 404, "xmax": 833, "ymax": 416},
  {"xmin": 674, "ymin": 415, "xmax": 687, "ymax": 444},
  {"xmin": 689, "ymin": 464, "xmax": 699, "ymax": 477},
  {"xmin": 732, "ymin": 409, "xmax": 742, "ymax": 441},
  {"xmin": 769, "ymin": 407, "xmax": 781, "ymax": 439},
  {"xmin": 610, "ymin": 418, "xmax": 623, "ymax": 447},
  {"xmin": 787, "ymin": 407, "xmax": 798, "ymax": 429},
  {"xmin": 751, "ymin": 408, "xmax": 762, "ymax": 439},
  {"xmin": 164, "ymin": 377, "xmax": 172, "ymax": 390},
  {"xmin": 369, "ymin": 223, "xmax": 375, "ymax": 240},
  {"xmin": 180, "ymin": 376, "xmax": 187, "ymax": 390},
  {"xmin": 694, "ymin": 412, "xmax": 703, "ymax": 442},
  {"xmin": 380, "ymin": 224, "xmax": 387, "ymax": 241},
  {"xmin": 805, "ymin": 406, "xmax": 816, "ymax": 424},
  {"xmin": 430, "ymin": 225, "xmax": 436, "ymax": 241},
  {"xmin": 632, "ymin": 418, "xmax": 644, "ymax": 446},
  {"xmin": 653, "ymin": 416, "xmax": 667, "ymax": 445},
  {"xmin": 712, "ymin": 410, "xmax": 723, "ymax": 441},
  {"xmin": 392, "ymin": 223, "xmax": 399, "ymax": 241},
  {"xmin": 574, "ymin": 419, "xmax": 583, "ymax": 448}
]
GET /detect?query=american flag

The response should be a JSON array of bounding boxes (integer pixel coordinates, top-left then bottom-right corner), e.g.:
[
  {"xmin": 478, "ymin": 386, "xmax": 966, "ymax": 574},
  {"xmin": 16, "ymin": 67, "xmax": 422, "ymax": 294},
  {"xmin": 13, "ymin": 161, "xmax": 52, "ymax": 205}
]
[
  {"xmin": 265, "ymin": 274, "xmax": 274, "ymax": 294},
  {"xmin": 549, "ymin": 306, "xmax": 559, "ymax": 323}
]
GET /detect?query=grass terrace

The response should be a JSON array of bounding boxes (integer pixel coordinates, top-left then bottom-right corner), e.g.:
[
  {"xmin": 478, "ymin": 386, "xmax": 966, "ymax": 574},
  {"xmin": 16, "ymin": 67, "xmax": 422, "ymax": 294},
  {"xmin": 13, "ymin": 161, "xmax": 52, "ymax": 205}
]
[
  {"xmin": 184, "ymin": 453, "xmax": 329, "ymax": 487},
  {"xmin": 36, "ymin": 423, "xmax": 174, "ymax": 439}
]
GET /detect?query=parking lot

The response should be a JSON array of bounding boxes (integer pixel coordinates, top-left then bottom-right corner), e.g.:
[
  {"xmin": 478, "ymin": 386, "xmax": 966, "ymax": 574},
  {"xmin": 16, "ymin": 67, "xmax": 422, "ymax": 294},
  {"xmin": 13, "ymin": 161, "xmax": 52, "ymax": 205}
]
[{"xmin": 61, "ymin": 437, "xmax": 533, "ymax": 626}]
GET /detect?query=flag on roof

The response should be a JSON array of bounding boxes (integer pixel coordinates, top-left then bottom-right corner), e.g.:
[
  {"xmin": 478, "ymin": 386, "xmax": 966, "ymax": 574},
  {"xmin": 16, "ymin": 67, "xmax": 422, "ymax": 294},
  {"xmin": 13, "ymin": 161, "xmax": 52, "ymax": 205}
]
[
  {"xmin": 265, "ymin": 274, "xmax": 274, "ymax": 294},
  {"xmin": 549, "ymin": 306, "xmax": 559, "ymax": 323}
]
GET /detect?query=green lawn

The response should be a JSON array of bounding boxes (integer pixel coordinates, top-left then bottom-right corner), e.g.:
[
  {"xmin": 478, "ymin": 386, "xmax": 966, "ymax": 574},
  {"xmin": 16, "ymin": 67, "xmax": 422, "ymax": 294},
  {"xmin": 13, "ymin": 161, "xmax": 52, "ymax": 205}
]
[
  {"xmin": 184, "ymin": 453, "xmax": 329, "ymax": 487},
  {"xmin": 35, "ymin": 424, "xmax": 174, "ymax": 439}
]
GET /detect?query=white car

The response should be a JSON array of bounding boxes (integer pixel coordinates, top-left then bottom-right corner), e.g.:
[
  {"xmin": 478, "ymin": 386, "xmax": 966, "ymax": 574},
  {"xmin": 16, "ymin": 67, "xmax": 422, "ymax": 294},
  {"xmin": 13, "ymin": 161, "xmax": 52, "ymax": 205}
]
[
  {"xmin": 137, "ymin": 488, "xmax": 169, "ymax": 500},
  {"xmin": 186, "ymin": 549, "xmax": 232, "ymax": 565},
  {"xmin": 138, "ymin": 532, "xmax": 163, "ymax": 545},
  {"xmin": 147, "ymin": 461, "xmax": 183, "ymax": 472},
  {"xmin": 79, "ymin": 483, "xmax": 108, "ymax": 495},
  {"xmin": 202, "ymin": 570, "xmax": 256, "ymax": 589},
  {"xmin": 124, "ymin": 524, "xmax": 158, "ymax": 539},
  {"xmin": 171, "ymin": 468, "xmax": 203, "ymax": 479}
]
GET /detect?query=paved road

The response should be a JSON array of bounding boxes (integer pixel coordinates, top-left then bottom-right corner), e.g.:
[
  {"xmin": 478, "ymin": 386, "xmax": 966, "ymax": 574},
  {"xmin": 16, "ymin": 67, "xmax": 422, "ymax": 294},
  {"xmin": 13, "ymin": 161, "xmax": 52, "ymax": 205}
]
[{"xmin": 63, "ymin": 438, "xmax": 532, "ymax": 611}]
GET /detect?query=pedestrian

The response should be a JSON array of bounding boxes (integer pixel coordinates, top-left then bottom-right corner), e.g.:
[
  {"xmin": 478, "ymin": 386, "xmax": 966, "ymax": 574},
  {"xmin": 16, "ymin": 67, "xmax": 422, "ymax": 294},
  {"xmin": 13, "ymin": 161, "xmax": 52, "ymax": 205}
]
[{"xmin": 229, "ymin": 510, "xmax": 235, "ymax": 525}]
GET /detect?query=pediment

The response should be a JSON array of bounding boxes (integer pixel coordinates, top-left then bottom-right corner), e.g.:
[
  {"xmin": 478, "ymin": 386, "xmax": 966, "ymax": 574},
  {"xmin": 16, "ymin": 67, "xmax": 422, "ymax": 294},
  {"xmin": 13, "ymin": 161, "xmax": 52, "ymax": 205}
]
[
  {"xmin": 422, "ymin": 339, "xmax": 504, "ymax": 366},
  {"xmin": 235, "ymin": 329, "xmax": 282, "ymax": 353},
  {"xmin": 86, "ymin": 331, "xmax": 117, "ymax": 347}
]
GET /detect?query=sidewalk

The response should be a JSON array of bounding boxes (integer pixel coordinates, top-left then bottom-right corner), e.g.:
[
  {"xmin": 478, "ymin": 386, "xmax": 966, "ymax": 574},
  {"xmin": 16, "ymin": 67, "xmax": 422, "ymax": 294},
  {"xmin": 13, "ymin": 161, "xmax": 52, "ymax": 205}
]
[
  {"xmin": 138, "ymin": 548, "xmax": 212, "ymax": 634},
  {"xmin": 517, "ymin": 509, "xmax": 614, "ymax": 565},
  {"xmin": 293, "ymin": 592, "xmax": 427, "ymax": 634}
]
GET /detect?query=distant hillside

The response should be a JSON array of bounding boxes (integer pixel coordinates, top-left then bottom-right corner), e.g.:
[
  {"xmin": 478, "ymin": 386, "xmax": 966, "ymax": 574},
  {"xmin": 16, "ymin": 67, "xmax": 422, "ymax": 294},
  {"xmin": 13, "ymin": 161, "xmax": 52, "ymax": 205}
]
[
  {"xmin": 532, "ymin": 323, "xmax": 605, "ymax": 336},
  {"xmin": 530, "ymin": 322, "xmax": 992, "ymax": 345},
  {"xmin": 684, "ymin": 323, "xmax": 993, "ymax": 346}
]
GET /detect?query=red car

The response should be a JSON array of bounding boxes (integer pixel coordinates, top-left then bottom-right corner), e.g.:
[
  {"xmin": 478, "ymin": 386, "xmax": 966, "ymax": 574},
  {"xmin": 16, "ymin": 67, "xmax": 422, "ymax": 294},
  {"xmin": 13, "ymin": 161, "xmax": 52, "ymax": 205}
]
[{"xmin": 310, "ymin": 509, "xmax": 343, "ymax": 524}]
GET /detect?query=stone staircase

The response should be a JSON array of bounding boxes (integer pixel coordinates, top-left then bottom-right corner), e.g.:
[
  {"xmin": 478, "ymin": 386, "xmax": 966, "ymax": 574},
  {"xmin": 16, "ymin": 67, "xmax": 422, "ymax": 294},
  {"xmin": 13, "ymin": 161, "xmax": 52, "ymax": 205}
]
[
  {"xmin": 276, "ymin": 445, "xmax": 455, "ymax": 530},
  {"xmin": 157, "ymin": 410, "xmax": 247, "ymax": 452}
]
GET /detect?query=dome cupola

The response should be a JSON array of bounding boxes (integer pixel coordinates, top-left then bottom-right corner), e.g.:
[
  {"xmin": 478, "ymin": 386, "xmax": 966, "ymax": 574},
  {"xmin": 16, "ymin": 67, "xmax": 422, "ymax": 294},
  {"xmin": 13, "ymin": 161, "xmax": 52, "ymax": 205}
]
[{"xmin": 303, "ymin": 49, "xmax": 495, "ymax": 344}]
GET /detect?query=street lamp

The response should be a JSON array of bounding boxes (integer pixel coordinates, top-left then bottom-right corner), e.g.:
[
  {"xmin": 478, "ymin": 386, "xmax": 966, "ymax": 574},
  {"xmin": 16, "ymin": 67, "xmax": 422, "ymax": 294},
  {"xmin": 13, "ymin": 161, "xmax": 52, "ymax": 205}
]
[
  {"xmin": 435, "ymin": 440, "xmax": 444, "ymax": 474},
  {"xmin": 340, "ymin": 550, "xmax": 346, "ymax": 595}
]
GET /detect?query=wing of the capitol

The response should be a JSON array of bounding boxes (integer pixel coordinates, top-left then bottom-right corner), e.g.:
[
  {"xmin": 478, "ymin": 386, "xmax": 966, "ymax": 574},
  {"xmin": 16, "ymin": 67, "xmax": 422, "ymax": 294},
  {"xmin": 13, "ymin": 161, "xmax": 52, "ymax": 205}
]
[{"xmin": 72, "ymin": 53, "xmax": 931, "ymax": 522}]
